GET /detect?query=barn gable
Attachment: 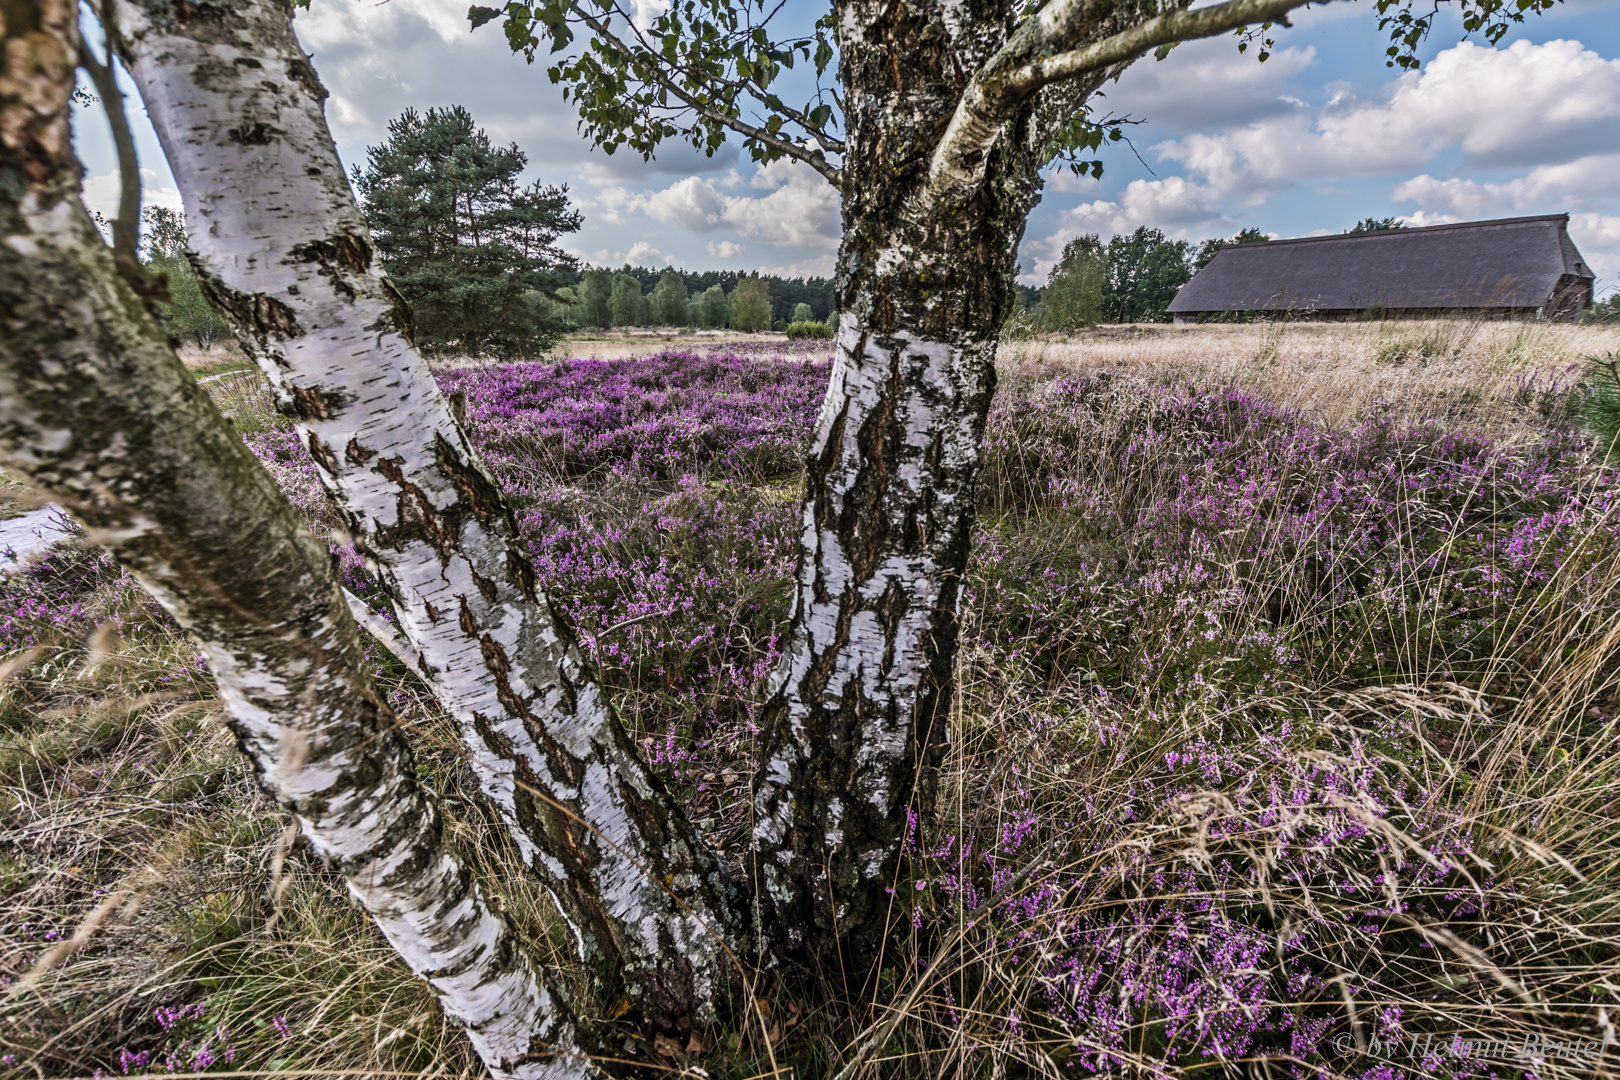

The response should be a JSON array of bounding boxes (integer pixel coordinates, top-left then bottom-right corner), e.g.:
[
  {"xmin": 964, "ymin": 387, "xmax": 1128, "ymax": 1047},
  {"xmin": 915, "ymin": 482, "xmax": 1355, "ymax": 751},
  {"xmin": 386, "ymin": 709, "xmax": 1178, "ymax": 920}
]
[{"xmin": 1168, "ymin": 215, "xmax": 1596, "ymax": 321}]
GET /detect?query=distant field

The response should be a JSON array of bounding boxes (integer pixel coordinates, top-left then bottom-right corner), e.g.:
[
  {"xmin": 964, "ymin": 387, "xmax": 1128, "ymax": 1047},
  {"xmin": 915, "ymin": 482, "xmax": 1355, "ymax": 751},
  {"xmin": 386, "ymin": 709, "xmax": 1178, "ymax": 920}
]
[{"xmin": 1003, "ymin": 319, "xmax": 1620, "ymax": 435}]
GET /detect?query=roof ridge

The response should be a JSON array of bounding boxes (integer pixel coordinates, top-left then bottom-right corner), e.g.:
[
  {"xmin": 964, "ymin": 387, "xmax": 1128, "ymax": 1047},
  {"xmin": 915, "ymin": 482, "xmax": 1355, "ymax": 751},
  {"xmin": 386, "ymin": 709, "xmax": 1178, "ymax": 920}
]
[{"xmin": 1226, "ymin": 214, "xmax": 1571, "ymax": 251}]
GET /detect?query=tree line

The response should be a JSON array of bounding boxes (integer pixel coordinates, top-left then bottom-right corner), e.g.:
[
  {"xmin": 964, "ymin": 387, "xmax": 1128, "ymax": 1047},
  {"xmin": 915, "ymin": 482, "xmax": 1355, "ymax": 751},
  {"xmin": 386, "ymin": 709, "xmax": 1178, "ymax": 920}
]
[
  {"xmin": 138, "ymin": 105, "xmax": 840, "ymax": 355},
  {"xmin": 552, "ymin": 268, "xmax": 837, "ymax": 334}
]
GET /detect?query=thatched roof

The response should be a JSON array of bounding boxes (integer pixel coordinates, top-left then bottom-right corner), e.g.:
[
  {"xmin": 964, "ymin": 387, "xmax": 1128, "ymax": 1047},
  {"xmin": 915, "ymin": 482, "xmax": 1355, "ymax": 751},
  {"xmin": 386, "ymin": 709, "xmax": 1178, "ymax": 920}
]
[{"xmin": 1168, "ymin": 214, "xmax": 1595, "ymax": 316}]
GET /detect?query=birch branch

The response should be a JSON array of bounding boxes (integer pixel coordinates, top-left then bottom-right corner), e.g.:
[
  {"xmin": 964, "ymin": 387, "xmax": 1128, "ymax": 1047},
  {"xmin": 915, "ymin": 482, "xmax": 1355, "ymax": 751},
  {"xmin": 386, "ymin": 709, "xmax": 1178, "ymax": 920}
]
[
  {"xmin": 928, "ymin": 0, "xmax": 1322, "ymax": 196},
  {"xmin": 564, "ymin": 1, "xmax": 844, "ymax": 186},
  {"xmin": 344, "ymin": 588, "xmax": 422, "ymax": 673}
]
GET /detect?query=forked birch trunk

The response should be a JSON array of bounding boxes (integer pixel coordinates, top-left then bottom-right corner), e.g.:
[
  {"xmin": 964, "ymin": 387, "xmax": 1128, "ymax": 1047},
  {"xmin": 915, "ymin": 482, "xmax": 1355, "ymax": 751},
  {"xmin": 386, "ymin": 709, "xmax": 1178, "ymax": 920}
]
[
  {"xmin": 750, "ymin": 0, "xmax": 1052, "ymax": 965},
  {"xmin": 111, "ymin": 0, "xmax": 737, "ymax": 1030},
  {"xmin": 0, "ymin": 8, "xmax": 586, "ymax": 1076}
]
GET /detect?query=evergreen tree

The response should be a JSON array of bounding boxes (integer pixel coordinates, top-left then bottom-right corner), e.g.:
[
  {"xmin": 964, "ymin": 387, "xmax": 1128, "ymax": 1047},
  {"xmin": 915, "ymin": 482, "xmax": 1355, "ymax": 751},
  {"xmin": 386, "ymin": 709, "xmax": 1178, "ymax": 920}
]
[
  {"xmin": 140, "ymin": 206, "xmax": 230, "ymax": 349},
  {"xmin": 732, "ymin": 276, "xmax": 772, "ymax": 332},
  {"xmin": 352, "ymin": 105, "xmax": 580, "ymax": 358},
  {"xmin": 1043, "ymin": 235, "xmax": 1106, "ymax": 331},
  {"xmin": 610, "ymin": 272, "xmax": 643, "ymax": 328},
  {"xmin": 579, "ymin": 269, "xmax": 613, "ymax": 328},
  {"xmin": 651, "ymin": 270, "xmax": 690, "ymax": 326}
]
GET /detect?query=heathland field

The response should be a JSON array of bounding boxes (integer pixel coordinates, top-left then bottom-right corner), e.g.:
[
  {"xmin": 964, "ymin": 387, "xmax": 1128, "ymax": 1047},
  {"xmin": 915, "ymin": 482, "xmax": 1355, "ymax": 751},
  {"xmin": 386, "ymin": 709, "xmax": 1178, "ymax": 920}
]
[{"xmin": 4, "ymin": 319, "xmax": 1620, "ymax": 1078}]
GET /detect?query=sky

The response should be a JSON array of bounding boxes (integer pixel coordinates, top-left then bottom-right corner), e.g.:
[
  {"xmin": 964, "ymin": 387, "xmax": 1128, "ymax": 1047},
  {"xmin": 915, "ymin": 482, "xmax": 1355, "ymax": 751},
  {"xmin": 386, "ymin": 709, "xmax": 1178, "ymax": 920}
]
[{"xmin": 74, "ymin": 0, "xmax": 1620, "ymax": 295}]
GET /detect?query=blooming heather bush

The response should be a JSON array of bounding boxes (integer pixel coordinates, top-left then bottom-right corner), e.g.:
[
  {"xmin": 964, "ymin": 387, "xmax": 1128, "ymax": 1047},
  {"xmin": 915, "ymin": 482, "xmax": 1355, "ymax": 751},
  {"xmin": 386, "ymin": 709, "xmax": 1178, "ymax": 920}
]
[
  {"xmin": 975, "ymin": 370, "xmax": 1617, "ymax": 697},
  {"xmin": 7, "ymin": 346, "xmax": 1618, "ymax": 1079},
  {"xmin": 436, "ymin": 350, "xmax": 831, "ymax": 490}
]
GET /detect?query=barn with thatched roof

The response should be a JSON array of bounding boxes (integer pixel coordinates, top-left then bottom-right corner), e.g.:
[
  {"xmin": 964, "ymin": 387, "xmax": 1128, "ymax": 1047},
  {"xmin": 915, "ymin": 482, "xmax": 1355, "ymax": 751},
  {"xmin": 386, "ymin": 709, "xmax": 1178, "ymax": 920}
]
[{"xmin": 1168, "ymin": 214, "xmax": 1595, "ymax": 323}]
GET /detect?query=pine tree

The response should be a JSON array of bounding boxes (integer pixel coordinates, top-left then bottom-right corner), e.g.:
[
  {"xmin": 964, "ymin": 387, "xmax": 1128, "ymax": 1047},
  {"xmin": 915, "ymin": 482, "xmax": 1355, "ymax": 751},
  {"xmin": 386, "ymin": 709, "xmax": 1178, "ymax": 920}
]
[{"xmin": 352, "ymin": 105, "xmax": 580, "ymax": 358}]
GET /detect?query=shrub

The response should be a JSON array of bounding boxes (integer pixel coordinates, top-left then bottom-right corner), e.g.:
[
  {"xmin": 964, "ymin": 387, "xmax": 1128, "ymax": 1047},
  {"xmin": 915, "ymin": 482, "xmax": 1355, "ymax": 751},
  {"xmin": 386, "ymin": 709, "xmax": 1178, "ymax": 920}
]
[
  {"xmin": 785, "ymin": 320, "xmax": 833, "ymax": 340},
  {"xmin": 1574, "ymin": 351, "xmax": 1620, "ymax": 459}
]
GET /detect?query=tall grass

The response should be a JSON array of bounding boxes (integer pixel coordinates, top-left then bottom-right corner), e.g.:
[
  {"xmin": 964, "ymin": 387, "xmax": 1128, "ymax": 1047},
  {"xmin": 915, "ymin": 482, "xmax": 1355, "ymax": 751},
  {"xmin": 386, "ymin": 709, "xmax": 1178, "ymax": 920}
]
[{"xmin": 2, "ymin": 324, "xmax": 1618, "ymax": 1079}]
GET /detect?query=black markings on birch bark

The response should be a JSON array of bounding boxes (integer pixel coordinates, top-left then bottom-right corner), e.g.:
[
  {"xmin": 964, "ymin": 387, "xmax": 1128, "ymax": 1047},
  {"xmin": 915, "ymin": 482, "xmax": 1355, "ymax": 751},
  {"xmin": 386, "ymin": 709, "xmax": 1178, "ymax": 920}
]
[
  {"xmin": 750, "ymin": 0, "xmax": 1043, "ymax": 966},
  {"xmin": 114, "ymin": 0, "xmax": 740, "ymax": 1033},
  {"xmin": 0, "ymin": 12, "xmax": 590, "ymax": 1076}
]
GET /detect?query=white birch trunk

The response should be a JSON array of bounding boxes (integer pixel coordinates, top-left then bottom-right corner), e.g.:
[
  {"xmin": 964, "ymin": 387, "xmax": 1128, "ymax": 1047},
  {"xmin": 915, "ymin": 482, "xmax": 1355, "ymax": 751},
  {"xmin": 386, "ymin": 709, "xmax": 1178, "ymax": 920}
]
[
  {"xmin": 746, "ymin": 0, "xmax": 1030, "ymax": 962},
  {"xmin": 751, "ymin": 310, "xmax": 996, "ymax": 955},
  {"xmin": 111, "ymin": 0, "xmax": 737, "ymax": 1029},
  {"xmin": 0, "ymin": 11, "xmax": 587, "ymax": 1074}
]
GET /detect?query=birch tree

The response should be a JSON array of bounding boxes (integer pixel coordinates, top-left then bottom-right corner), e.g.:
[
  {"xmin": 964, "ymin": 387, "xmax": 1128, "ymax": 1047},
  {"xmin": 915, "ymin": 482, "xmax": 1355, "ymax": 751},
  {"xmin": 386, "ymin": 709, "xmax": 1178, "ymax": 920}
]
[
  {"xmin": 0, "ymin": 8, "xmax": 587, "ymax": 1076},
  {"xmin": 1, "ymin": 0, "xmax": 1560, "ymax": 1074},
  {"xmin": 106, "ymin": 0, "xmax": 741, "ymax": 1037}
]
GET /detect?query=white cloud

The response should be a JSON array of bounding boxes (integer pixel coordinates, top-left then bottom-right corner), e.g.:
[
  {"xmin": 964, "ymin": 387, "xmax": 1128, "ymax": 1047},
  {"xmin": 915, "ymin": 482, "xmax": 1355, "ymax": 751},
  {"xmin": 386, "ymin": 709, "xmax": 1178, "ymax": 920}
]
[
  {"xmin": 1107, "ymin": 42, "xmax": 1318, "ymax": 132},
  {"xmin": 1570, "ymin": 214, "xmax": 1620, "ymax": 295},
  {"xmin": 1392, "ymin": 153, "xmax": 1620, "ymax": 219},
  {"xmin": 623, "ymin": 241, "xmax": 667, "ymax": 265},
  {"xmin": 80, "ymin": 168, "xmax": 182, "ymax": 225},
  {"xmin": 292, "ymin": 0, "xmax": 736, "ymax": 182},
  {"xmin": 635, "ymin": 160, "xmax": 841, "ymax": 252},
  {"xmin": 707, "ymin": 240, "xmax": 746, "ymax": 259},
  {"xmin": 1024, "ymin": 176, "xmax": 1232, "ymax": 281},
  {"xmin": 642, "ymin": 177, "xmax": 728, "ymax": 230},
  {"xmin": 1158, "ymin": 39, "xmax": 1620, "ymax": 197}
]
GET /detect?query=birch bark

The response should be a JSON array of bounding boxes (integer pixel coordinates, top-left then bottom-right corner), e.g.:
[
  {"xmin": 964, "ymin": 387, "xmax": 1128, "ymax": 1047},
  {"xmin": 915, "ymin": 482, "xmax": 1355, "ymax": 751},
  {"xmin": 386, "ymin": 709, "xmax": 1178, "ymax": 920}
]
[
  {"xmin": 750, "ymin": 0, "xmax": 1047, "ymax": 964},
  {"xmin": 111, "ymin": 0, "xmax": 738, "ymax": 1030},
  {"xmin": 0, "ymin": 8, "xmax": 586, "ymax": 1075}
]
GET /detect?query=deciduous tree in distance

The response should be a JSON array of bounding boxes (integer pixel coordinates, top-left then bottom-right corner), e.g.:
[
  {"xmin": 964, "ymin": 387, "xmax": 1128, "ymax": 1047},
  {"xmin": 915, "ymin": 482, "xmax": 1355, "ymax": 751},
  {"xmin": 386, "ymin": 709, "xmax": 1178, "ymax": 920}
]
[
  {"xmin": 1043, "ymin": 234, "xmax": 1106, "ymax": 331},
  {"xmin": 651, "ymin": 269, "xmax": 691, "ymax": 326},
  {"xmin": 1193, "ymin": 225, "xmax": 1270, "ymax": 271},
  {"xmin": 730, "ymin": 275, "xmax": 772, "ymax": 332},
  {"xmin": 577, "ymin": 267, "xmax": 612, "ymax": 328},
  {"xmin": 140, "ymin": 206, "xmax": 230, "ymax": 348},
  {"xmin": 609, "ymin": 270, "xmax": 643, "ymax": 328}
]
